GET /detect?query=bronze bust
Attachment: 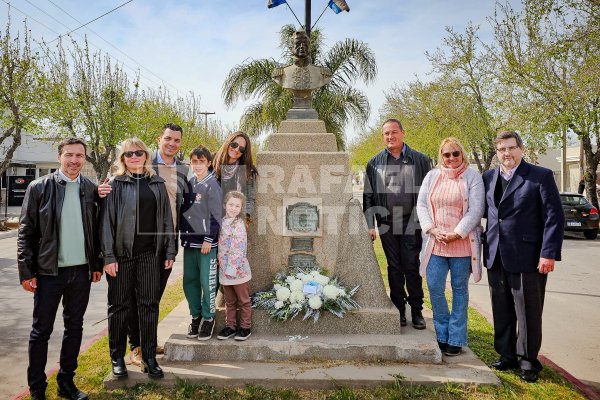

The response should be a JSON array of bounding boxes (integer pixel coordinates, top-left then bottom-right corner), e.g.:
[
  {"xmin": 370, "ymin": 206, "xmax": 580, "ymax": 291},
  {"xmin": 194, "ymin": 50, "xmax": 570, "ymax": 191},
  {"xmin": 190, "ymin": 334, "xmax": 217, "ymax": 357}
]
[{"xmin": 272, "ymin": 30, "xmax": 332, "ymax": 111}]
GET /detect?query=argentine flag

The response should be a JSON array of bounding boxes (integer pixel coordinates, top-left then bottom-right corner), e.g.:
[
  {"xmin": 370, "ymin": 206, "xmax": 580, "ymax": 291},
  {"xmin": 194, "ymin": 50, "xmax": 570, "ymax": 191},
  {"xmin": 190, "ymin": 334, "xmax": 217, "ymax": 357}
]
[
  {"xmin": 268, "ymin": 0, "xmax": 287, "ymax": 8},
  {"xmin": 328, "ymin": 0, "xmax": 350, "ymax": 14}
]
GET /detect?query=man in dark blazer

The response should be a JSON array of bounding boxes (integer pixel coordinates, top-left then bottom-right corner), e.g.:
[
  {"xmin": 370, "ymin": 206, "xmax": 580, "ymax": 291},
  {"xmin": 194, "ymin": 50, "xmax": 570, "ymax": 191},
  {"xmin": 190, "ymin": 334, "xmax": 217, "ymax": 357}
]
[{"xmin": 483, "ymin": 130, "xmax": 564, "ymax": 383}]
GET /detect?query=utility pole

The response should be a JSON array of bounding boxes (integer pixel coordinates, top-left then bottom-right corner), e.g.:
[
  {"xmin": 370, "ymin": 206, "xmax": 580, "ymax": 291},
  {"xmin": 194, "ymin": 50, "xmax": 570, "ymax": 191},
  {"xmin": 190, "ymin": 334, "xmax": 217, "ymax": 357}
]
[
  {"xmin": 198, "ymin": 111, "xmax": 215, "ymax": 133},
  {"xmin": 305, "ymin": 0, "xmax": 312, "ymax": 37}
]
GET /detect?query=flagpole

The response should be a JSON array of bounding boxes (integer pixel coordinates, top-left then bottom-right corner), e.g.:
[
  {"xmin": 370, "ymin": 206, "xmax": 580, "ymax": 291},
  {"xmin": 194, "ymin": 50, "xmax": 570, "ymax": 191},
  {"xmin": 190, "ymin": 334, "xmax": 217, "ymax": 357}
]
[{"xmin": 305, "ymin": 0, "xmax": 311, "ymax": 37}]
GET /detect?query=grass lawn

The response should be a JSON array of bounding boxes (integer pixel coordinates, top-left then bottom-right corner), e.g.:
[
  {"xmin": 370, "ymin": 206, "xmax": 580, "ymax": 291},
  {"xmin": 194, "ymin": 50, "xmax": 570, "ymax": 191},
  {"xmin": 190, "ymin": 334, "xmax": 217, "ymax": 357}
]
[{"xmin": 33, "ymin": 241, "xmax": 586, "ymax": 399}]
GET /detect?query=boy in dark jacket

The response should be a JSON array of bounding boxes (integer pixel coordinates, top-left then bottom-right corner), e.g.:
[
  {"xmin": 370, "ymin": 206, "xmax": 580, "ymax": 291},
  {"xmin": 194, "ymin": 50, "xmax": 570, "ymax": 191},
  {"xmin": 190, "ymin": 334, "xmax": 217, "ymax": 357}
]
[{"xmin": 180, "ymin": 146, "xmax": 223, "ymax": 340}]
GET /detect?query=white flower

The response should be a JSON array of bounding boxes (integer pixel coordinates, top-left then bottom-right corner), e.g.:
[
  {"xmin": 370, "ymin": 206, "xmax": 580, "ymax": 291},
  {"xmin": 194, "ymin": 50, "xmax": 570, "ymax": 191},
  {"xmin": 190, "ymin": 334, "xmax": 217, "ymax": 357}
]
[
  {"xmin": 274, "ymin": 284, "xmax": 282, "ymax": 291},
  {"xmin": 276, "ymin": 287, "xmax": 291, "ymax": 301},
  {"xmin": 289, "ymin": 290, "xmax": 305, "ymax": 304},
  {"xmin": 323, "ymin": 285, "xmax": 339, "ymax": 300},
  {"xmin": 338, "ymin": 288, "xmax": 347, "ymax": 297},
  {"xmin": 315, "ymin": 274, "xmax": 330, "ymax": 285},
  {"xmin": 290, "ymin": 279, "xmax": 304, "ymax": 292},
  {"xmin": 295, "ymin": 273, "xmax": 304, "ymax": 279},
  {"xmin": 310, "ymin": 270, "xmax": 319, "ymax": 276},
  {"xmin": 293, "ymin": 303, "xmax": 303, "ymax": 310},
  {"xmin": 286, "ymin": 276, "xmax": 296, "ymax": 284},
  {"xmin": 274, "ymin": 300, "xmax": 285, "ymax": 309},
  {"xmin": 301, "ymin": 274, "xmax": 312, "ymax": 283},
  {"xmin": 308, "ymin": 296, "xmax": 323, "ymax": 310}
]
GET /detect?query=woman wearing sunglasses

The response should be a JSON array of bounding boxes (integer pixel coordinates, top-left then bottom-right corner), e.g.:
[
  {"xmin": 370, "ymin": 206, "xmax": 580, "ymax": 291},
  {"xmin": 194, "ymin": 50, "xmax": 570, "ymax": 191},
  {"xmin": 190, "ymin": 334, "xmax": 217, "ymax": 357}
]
[
  {"xmin": 100, "ymin": 138, "xmax": 176, "ymax": 379},
  {"xmin": 213, "ymin": 131, "xmax": 258, "ymax": 220},
  {"xmin": 416, "ymin": 137, "xmax": 484, "ymax": 356}
]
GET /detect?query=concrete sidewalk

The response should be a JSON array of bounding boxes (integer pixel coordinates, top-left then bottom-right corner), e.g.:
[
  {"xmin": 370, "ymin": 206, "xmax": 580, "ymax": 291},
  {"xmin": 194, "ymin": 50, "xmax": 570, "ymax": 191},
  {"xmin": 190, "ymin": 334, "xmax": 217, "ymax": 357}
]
[{"xmin": 105, "ymin": 301, "xmax": 500, "ymax": 390}]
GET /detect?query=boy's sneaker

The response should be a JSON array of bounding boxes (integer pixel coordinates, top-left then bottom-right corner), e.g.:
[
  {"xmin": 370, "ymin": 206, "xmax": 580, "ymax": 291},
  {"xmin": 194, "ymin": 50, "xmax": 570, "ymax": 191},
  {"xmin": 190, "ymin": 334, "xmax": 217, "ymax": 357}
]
[
  {"xmin": 234, "ymin": 328, "xmax": 252, "ymax": 341},
  {"xmin": 187, "ymin": 317, "xmax": 200, "ymax": 338},
  {"xmin": 217, "ymin": 326, "xmax": 237, "ymax": 340},
  {"xmin": 197, "ymin": 318, "xmax": 215, "ymax": 341}
]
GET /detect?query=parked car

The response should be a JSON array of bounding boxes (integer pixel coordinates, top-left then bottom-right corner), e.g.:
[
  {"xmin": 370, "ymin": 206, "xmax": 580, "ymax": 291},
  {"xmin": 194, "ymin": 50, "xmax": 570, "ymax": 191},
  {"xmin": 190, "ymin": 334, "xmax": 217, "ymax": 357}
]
[{"xmin": 560, "ymin": 193, "xmax": 599, "ymax": 240}]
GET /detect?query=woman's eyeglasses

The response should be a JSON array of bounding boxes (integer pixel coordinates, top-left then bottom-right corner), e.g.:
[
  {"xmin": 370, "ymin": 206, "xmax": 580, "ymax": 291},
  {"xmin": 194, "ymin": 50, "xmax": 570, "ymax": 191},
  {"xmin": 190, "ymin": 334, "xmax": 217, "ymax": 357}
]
[
  {"xmin": 123, "ymin": 150, "xmax": 145, "ymax": 158},
  {"xmin": 442, "ymin": 150, "xmax": 461, "ymax": 159},
  {"xmin": 229, "ymin": 142, "xmax": 246, "ymax": 154}
]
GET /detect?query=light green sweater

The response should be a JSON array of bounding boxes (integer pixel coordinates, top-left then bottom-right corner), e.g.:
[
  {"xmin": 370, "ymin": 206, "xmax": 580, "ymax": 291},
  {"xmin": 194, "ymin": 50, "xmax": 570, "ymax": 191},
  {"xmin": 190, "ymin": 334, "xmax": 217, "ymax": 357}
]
[{"xmin": 57, "ymin": 181, "xmax": 88, "ymax": 267}]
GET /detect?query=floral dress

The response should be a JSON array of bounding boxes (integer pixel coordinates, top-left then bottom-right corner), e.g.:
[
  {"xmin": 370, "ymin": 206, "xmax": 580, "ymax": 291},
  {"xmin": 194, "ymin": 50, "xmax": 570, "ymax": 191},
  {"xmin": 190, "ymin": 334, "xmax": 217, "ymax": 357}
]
[{"xmin": 218, "ymin": 216, "xmax": 252, "ymax": 285}]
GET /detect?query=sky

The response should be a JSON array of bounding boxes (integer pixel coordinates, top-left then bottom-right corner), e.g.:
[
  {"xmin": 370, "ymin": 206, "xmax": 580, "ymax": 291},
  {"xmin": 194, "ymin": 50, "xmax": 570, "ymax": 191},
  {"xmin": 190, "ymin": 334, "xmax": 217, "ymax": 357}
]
[{"xmin": 0, "ymin": 0, "xmax": 517, "ymax": 143}]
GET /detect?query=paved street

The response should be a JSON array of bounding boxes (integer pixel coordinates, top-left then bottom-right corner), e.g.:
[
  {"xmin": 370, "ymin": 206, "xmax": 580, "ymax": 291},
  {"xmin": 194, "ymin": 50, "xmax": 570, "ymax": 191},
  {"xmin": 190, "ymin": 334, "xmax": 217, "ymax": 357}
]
[
  {"xmin": 469, "ymin": 231, "xmax": 600, "ymax": 393},
  {"xmin": 0, "ymin": 234, "xmax": 182, "ymax": 399}
]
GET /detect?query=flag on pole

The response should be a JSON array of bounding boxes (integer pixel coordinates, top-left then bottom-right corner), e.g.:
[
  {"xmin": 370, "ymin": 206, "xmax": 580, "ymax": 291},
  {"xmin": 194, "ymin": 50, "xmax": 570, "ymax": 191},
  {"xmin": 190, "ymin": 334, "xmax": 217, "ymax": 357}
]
[
  {"xmin": 328, "ymin": 0, "xmax": 350, "ymax": 14},
  {"xmin": 268, "ymin": 0, "xmax": 287, "ymax": 8}
]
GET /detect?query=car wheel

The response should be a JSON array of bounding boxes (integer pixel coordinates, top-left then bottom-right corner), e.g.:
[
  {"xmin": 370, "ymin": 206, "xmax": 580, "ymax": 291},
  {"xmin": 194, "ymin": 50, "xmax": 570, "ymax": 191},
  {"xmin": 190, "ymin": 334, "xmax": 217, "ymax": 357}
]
[{"xmin": 584, "ymin": 229, "xmax": 598, "ymax": 240}]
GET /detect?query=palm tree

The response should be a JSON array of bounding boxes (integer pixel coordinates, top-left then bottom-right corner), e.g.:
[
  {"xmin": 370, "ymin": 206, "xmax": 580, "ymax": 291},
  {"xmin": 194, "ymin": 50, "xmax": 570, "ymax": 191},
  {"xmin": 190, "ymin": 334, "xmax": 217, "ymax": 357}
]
[{"xmin": 222, "ymin": 25, "xmax": 377, "ymax": 150}]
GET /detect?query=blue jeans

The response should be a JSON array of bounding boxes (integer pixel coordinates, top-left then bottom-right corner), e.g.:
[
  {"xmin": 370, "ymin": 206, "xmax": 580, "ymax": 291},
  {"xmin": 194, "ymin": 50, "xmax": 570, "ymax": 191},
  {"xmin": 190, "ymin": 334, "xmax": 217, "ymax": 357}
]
[{"xmin": 426, "ymin": 255, "xmax": 470, "ymax": 347}]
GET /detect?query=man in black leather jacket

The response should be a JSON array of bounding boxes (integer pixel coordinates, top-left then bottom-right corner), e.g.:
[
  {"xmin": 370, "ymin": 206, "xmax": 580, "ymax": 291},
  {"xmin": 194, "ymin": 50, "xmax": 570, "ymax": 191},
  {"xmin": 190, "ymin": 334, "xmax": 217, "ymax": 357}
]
[
  {"xmin": 363, "ymin": 119, "xmax": 432, "ymax": 331},
  {"xmin": 17, "ymin": 138, "xmax": 104, "ymax": 400}
]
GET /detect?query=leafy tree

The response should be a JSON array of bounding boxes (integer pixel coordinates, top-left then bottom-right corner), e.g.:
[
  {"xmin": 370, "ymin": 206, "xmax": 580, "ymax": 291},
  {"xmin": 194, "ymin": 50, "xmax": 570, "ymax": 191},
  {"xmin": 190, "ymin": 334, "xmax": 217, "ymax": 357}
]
[
  {"xmin": 0, "ymin": 18, "xmax": 44, "ymax": 192},
  {"xmin": 222, "ymin": 24, "xmax": 377, "ymax": 150},
  {"xmin": 133, "ymin": 89, "xmax": 225, "ymax": 157},
  {"xmin": 43, "ymin": 39, "xmax": 139, "ymax": 181},
  {"xmin": 491, "ymin": 0, "xmax": 600, "ymax": 206},
  {"xmin": 423, "ymin": 23, "xmax": 520, "ymax": 172}
]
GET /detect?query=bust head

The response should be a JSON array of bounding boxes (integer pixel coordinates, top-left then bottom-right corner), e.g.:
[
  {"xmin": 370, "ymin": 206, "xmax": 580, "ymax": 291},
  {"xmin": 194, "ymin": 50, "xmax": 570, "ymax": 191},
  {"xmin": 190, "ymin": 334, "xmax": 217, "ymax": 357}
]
[{"xmin": 291, "ymin": 30, "xmax": 310, "ymax": 66}]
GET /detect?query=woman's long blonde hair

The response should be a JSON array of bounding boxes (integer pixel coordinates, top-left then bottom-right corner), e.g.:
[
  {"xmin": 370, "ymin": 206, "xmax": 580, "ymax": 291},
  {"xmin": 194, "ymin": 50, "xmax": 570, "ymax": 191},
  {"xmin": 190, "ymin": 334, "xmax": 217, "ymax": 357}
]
[
  {"xmin": 113, "ymin": 137, "xmax": 155, "ymax": 177},
  {"xmin": 437, "ymin": 137, "xmax": 470, "ymax": 168}
]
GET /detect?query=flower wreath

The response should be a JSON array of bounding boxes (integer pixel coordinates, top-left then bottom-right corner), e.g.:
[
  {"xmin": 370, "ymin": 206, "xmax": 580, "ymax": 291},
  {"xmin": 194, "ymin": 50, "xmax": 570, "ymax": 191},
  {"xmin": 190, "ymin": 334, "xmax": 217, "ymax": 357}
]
[{"xmin": 252, "ymin": 265, "xmax": 360, "ymax": 322}]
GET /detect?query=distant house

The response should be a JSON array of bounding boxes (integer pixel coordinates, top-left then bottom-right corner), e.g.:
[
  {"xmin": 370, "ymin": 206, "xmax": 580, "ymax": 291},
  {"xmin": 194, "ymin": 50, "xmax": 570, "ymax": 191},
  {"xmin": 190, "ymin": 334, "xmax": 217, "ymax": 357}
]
[{"xmin": 535, "ymin": 145, "xmax": 599, "ymax": 193}]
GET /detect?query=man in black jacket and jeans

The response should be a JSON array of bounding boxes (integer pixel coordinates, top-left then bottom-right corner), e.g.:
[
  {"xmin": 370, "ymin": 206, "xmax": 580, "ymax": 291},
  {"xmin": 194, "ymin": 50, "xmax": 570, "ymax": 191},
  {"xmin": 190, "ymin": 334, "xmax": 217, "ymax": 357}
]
[
  {"xmin": 18, "ymin": 138, "xmax": 104, "ymax": 400},
  {"xmin": 363, "ymin": 119, "xmax": 431, "ymax": 330}
]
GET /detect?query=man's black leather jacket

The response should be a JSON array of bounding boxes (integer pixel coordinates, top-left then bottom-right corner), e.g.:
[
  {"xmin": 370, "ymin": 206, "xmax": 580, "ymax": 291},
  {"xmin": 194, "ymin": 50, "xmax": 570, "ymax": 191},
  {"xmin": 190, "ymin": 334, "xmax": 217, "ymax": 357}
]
[{"xmin": 17, "ymin": 171, "xmax": 101, "ymax": 282}]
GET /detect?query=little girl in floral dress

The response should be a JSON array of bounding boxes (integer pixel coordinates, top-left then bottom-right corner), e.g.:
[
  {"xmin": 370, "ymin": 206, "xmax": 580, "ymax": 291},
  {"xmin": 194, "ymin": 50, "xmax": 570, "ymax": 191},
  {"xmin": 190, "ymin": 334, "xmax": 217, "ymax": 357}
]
[{"xmin": 216, "ymin": 191, "xmax": 253, "ymax": 341}]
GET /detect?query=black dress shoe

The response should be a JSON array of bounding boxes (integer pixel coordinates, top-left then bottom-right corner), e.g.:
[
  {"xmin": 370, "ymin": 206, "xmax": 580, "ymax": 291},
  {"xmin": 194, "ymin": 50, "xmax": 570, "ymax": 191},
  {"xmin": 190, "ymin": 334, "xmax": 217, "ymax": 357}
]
[
  {"xmin": 400, "ymin": 312, "xmax": 407, "ymax": 327},
  {"xmin": 519, "ymin": 369, "xmax": 539, "ymax": 383},
  {"xmin": 489, "ymin": 359, "xmax": 519, "ymax": 371},
  {"xmin": 411, "ymin": 312, "xmax": 426, "ymax": 330},
  {"xmin": 141, "ymin": 357, "xmax": 164, "ymax": 378},
  {"xmin": 111, "ymin": 357, "xmax": 128, "ymax": 378},
  {"xmin": 30, "ymin": 389, "xmax": 46, "ymax": 400},
  {"xmin": 57, "ymin": 380, "xmax": 88, "ymax": 400},
  {"xmin": 437, "ymin": 341, "xmax": 448, "ymax": 351},
  {"xmin": 444, "ymin": 345, "xmax": 462, "ymax": 356}
]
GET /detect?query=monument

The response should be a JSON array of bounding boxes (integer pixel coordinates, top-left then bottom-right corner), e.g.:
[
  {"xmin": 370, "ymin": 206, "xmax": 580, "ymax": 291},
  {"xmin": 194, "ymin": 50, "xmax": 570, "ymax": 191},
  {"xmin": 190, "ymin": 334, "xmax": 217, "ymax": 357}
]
[{"xmin": 165, "ymin": 29, "xmax": 441, "ymax": 365}]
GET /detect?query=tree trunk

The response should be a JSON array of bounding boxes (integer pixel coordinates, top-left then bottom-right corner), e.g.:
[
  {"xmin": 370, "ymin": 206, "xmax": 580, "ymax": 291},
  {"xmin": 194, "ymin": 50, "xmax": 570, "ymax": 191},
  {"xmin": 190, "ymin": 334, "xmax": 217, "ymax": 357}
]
[
  {"xmin": 0, "ymin": 126, "xmax": 21, "ymax": 177},
  {"xmin": 581, "ymin": 134, "xmax": 599, "ymax": 209}
]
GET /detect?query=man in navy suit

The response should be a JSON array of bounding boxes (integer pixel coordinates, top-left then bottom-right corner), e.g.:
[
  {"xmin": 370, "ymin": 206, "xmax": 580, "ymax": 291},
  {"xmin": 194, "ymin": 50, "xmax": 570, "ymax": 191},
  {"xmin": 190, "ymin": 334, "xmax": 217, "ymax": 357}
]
[{"xmin": 482, "ymin": 131, "xmax": 564, "ymax": 383}]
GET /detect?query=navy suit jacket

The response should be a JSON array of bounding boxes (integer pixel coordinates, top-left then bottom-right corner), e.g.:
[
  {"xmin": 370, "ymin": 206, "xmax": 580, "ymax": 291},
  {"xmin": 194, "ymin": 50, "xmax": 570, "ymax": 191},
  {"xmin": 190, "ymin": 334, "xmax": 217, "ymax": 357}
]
[{"xmin": 482, "ymin": 161, "xmax": 564, "ymax": 273}]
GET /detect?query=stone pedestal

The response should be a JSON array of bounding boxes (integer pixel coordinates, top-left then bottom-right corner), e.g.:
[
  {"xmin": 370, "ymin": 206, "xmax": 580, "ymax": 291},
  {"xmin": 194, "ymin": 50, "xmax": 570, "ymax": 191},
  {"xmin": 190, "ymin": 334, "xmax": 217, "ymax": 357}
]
[{"xmin": 246, "ymin": 117, "xmax": 401, "ymax": 333}]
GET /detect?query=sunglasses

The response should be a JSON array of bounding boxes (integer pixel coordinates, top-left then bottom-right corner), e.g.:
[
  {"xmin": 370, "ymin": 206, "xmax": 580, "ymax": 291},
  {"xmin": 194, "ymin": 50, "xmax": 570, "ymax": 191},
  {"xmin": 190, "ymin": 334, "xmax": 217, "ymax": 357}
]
[
  {"xmin": 123, "ymin": 150, "xmax": 145, "ymax": 158},
  {"xmin": 442, "ymin": 150, "xmax": 461, "ymax": 159},
  {"xmin": 229, "ymin": 142, "xmax": 246, "ymax": 154}
]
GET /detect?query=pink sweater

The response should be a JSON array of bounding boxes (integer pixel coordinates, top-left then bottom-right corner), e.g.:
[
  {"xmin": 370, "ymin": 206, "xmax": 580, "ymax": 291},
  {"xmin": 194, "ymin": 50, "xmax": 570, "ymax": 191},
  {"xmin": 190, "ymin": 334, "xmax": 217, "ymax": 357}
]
[{"xmin": 429, "ymin": 166, "xmax": 471, "ymax": 257}]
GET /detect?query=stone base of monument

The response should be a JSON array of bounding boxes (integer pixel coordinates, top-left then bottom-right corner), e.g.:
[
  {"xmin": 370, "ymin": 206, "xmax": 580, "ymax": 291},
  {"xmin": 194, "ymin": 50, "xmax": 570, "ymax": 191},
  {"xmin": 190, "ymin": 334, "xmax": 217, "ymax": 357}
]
[{"xmin": 103, "ymin": 302, "xmax": 501, "ymax": 390}]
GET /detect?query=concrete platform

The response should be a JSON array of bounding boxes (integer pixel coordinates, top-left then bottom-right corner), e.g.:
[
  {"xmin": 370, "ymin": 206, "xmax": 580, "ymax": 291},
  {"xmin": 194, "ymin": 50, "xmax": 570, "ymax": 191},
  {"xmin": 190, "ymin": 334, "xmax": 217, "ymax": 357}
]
[
  {"xmin": 165, "ymin": 332, "xmax": 441, "ymax": 364},
  {"xmin": 164, "ymin": 302, "xmax": 440, "ymax": 364},
  {"xmin": 104, "ymin": 358, "xmax": 500, "ymax": 390},
  {"xmin": 103, "ymin": 301, "xmax": 502, "ymax": 390}
]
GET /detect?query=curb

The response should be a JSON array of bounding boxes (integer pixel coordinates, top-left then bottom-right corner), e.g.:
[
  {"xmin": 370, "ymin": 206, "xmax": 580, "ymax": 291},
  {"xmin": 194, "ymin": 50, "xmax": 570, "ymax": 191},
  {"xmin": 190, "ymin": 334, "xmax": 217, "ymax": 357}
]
[{"xmin": 469, "ymin": 297, "xmax": 600, "ymax": 400}]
